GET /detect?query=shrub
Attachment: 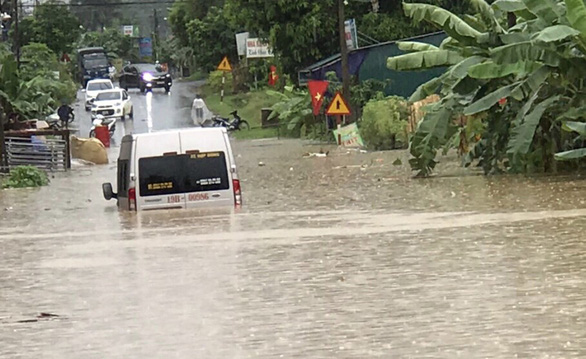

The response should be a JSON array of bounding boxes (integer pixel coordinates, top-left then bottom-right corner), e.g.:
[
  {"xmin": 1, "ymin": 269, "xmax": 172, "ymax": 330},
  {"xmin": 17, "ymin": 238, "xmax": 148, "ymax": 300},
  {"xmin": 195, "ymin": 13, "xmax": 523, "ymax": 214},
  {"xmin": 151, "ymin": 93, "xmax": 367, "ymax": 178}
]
[
  {"xmin": 360, "ymin": 96, "xmax": 409, "ymax": 150},
  {"xmin": 207, "ymin": 70, "xmax": 233, "ymax": 95},
  {"xmin": 2, "ymin": 166, "xmax": 49, "ymax": 189}
]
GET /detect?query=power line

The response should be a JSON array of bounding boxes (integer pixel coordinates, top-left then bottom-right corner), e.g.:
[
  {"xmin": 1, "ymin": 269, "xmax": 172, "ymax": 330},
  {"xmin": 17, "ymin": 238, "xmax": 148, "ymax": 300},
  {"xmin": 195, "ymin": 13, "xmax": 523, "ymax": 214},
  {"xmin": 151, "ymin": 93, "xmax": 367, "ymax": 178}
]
[{"xmin": 18, "ymin": 1, "xmax": 179, "ymax": 8}]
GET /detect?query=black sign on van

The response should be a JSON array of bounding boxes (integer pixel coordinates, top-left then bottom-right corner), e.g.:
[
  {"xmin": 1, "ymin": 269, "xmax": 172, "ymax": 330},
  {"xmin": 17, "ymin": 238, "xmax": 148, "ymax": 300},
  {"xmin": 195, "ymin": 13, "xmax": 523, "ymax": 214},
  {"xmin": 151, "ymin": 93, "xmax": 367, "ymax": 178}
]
[{"xmin": 139, "ymin": 152, "xmax": 230, "ymax": 197}]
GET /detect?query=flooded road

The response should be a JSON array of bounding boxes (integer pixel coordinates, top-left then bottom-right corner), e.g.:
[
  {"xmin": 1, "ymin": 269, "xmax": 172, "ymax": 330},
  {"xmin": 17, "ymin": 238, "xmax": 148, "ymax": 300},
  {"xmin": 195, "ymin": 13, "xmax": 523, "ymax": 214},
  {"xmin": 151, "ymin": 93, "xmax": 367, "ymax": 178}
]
[{"xmin": 2, "ymin": 83, "xmax": 586, "ymax": 358}]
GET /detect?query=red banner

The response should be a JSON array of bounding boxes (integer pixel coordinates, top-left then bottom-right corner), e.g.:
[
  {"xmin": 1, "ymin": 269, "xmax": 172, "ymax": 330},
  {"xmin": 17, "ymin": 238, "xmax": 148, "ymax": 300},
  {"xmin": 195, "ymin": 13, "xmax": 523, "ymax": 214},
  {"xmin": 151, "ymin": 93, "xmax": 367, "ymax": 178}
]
[
  {"xmin": 268, "ymin": 65, "xmax": 278, "ymax": 86},
  {"xmin": 308, "ymin": 80, "xmax": 329, "ymax": 115}
]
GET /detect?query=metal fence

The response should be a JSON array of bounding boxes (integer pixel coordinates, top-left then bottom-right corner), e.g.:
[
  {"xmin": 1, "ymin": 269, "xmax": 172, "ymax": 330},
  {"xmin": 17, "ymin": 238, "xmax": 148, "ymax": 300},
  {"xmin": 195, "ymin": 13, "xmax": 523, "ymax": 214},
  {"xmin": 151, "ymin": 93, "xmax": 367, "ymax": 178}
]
[{"xmin": 3, "ymin": 136, "xmax": 69, "ymax": 172}]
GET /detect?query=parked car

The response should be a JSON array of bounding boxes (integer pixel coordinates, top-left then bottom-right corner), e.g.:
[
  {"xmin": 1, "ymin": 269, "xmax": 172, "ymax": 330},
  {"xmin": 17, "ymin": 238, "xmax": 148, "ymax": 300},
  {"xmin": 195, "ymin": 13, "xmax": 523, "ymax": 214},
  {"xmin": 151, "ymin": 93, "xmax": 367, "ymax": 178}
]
[
  {"xmin": 119, "ymin": 63, "xmax": 172, "ymax": 93},
  {"xmin": 102, "ymin": 127, "xmax": 242, "ymax": 211},
  {"xmin": 90, "ymin": 89, "xmax": 133, "ymax": 121},
  {"xmin": 84, "ymin": 78, "xmax": 114, "ymax": 111}
]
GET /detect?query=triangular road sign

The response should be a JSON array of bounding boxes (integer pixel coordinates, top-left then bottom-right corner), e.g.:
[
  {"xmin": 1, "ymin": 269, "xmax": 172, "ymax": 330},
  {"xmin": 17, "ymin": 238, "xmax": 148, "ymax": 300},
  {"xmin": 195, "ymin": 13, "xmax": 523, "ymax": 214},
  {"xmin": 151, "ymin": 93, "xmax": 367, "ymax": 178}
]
[
  {"xmin": 217, "ymin": 56, "xmax": 232, "ymax": 72},
  {"xmin": 326, "ymin": 92, "xmax": 351, "ymax": 115}
]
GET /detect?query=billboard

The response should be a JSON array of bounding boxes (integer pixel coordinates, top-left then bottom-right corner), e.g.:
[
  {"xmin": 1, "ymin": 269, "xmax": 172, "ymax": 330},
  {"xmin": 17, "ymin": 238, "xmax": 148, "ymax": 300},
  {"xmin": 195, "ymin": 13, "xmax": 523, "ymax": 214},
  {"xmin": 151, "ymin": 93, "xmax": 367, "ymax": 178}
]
[
  {"xmin": 139, "ymin": 37, "xmax": 153, "ymax": 58},
  {"xmin": 344, "ymin": 19, "xmax": 358, "ymax": 50},
  {"xmin": 246, "ymin": 38, "xmax": 274, "ymax": 58},
  {"xmin": 122, "ymin": 25, "xmax": 139, "ymax": 37},
  {"xmin": 235, "ymin": 32, "xmax": 249, "ymax": 57}
]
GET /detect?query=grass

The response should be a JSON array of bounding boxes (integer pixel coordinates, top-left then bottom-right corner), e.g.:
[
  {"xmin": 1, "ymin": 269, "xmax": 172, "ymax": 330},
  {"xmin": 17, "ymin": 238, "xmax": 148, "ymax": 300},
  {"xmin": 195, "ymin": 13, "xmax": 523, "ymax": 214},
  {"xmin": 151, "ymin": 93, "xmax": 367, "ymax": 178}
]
[
  {"xmin": 200, "ymin": 85, "xmax": 281, "ymax": 139},
  {"xmin": 178, "ymin": 70, "xmax": 207, "ymax": 82}
]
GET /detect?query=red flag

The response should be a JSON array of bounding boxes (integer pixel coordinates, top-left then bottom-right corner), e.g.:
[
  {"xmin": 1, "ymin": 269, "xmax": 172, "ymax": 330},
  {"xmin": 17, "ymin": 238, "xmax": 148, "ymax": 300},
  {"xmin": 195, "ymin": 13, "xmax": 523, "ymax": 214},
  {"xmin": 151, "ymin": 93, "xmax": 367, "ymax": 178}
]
[
  {"xmin": 268, "ymin": 65, "xmax": 278, "ymax": 86},
  {"xmin": 308, "ymin": 80, "xmax": 329, "ymax": 115}
]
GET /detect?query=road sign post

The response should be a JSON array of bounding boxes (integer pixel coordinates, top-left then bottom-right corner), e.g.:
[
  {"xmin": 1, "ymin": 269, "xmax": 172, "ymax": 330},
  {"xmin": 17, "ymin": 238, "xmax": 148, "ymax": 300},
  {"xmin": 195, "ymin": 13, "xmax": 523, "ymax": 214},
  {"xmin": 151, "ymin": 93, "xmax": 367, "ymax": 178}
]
[
  {"xmin": 217, "ymin": 56, "xmax": 233, "ymax": 103},
  {"xmin": 326, "ymin": 92, "xmax": 351, "ymax": 145}
]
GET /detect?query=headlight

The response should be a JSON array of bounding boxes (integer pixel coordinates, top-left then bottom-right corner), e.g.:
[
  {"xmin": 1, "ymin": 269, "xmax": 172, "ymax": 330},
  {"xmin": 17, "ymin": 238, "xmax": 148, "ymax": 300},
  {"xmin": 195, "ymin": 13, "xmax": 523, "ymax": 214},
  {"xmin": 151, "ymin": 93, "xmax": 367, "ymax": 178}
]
[
  {"xmin": 142, "ymin": 73, "xmax": 154, "ymax": 81},
  {"xmin": 116, "ymin": 109, "xmax": 121, "ymax": 113},
  {"xmin": 166, "ymin": 74, "xmax": 171, "ymax": 78},
  {"xmin": 114, "ymin": 102, "xmax": 121, "ymax": 106}
]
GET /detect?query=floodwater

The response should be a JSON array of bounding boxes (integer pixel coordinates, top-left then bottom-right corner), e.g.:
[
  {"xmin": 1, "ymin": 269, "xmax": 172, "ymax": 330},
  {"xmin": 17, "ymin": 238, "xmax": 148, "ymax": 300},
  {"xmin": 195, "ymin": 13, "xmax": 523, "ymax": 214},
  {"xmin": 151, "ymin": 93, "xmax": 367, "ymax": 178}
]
[{"xmin": 1, "ymin": 83, "xmax": 586, "ymax": 358}]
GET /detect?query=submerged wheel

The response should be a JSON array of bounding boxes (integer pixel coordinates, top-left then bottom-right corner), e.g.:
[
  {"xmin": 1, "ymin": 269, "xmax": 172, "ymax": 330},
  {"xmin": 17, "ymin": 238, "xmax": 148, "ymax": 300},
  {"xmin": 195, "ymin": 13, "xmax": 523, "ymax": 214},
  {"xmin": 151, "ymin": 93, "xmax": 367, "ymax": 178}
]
[
  {"xmin": 89, "ymin": 129, "xmax": 96, "ymax": 138},
  {"xmin": 238, "ymin": 120, "xmax": 250, "ymax": 131}
]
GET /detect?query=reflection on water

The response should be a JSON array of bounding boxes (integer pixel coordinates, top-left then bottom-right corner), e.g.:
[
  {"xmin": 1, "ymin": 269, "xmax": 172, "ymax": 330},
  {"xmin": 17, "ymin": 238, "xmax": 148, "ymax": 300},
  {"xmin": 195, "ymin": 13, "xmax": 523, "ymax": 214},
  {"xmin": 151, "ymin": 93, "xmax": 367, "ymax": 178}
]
[
  {"xmin": 2, "ymin": 136, "xmax": 586, "ymax": 357},
  {"xmin": 146, "ymin": 91, "xmax": 153, "ymax": 133}
]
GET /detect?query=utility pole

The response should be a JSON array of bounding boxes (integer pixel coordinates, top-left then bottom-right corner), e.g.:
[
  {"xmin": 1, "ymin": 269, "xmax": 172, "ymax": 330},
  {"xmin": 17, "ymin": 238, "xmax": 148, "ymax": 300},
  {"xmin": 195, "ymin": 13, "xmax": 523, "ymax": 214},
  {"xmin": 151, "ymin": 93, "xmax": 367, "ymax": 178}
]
[
  {"xmin": 153, "ymin": 8, "xmax": 158, "ymax": 61},
  {"xmin": 338, "ymin": 0, "xmax": 350, "ymax": 107},
  {"xmin": 12, "ymin": 0, "xmax": 19, "ymax": 68}
]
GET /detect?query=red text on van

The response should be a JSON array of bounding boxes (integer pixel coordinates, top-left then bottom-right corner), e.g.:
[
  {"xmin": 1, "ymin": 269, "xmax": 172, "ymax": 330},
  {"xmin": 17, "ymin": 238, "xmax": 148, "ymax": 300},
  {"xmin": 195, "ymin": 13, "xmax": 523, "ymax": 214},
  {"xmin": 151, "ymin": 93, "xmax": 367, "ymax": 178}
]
[{"xmin": 188, "ymin": 193, "xmax": 209, "ymax": 201}]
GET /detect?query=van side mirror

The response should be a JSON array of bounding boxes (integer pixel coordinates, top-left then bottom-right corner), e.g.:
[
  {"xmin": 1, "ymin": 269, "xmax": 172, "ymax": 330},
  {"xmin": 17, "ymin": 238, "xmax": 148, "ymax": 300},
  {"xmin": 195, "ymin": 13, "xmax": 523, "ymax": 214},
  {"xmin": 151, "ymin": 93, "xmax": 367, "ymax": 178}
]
[{"xmin": 102, "ymin": 182, "xmax": 117, "ymax": 200}]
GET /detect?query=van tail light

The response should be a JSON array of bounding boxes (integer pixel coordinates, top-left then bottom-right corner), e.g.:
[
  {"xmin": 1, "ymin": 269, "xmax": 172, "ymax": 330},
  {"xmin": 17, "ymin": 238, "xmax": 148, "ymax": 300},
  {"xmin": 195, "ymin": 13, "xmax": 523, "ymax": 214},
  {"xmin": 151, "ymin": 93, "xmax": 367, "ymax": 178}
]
[
  {"xmin": 128, "ymin": 187, "xmax": 137, "ymax": 211},
  {"xmin": 233, "ymin": 179, "xmax": 242, "ymax": 207}
]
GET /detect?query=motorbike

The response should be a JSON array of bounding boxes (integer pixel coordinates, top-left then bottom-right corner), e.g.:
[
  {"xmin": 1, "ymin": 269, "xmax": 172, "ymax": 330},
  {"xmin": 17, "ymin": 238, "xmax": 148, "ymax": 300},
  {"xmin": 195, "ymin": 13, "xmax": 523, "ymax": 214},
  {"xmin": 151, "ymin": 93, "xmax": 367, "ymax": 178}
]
[
  {"xmin": 46, "ymin": 110, "xmax": 75, "ymax": 131},
  {"xmin": 211, "ymin": 110, "xmax": 250, "ymax": 131},
  {"xmin": 89, "ymin": 115, "xmax": 116, "ymax": 138}
]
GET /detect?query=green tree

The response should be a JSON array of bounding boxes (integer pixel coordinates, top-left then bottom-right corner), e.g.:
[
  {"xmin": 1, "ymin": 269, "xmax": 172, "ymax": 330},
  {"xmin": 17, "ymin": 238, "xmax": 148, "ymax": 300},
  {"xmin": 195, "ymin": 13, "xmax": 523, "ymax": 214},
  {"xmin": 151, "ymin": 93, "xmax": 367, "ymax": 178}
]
[
  {"xmin": 168, "ymin": 0, "xmax": 225, "ymax": 47},
  {"xmin": 19, "ymin": 1, "xmax": 82, "ymax": 56},
  {"xmin": 186, "ymin": 6, "xmax": 237, "ymax": 72}
]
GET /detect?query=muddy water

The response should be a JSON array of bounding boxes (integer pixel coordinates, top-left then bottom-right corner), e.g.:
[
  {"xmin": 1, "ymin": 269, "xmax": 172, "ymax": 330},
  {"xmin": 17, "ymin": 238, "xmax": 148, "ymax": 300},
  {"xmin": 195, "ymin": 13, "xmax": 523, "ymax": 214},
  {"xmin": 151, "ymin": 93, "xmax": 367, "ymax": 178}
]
[{"xmin": 2, "ymin": 93, "xmax": 586, "ymax": 357}]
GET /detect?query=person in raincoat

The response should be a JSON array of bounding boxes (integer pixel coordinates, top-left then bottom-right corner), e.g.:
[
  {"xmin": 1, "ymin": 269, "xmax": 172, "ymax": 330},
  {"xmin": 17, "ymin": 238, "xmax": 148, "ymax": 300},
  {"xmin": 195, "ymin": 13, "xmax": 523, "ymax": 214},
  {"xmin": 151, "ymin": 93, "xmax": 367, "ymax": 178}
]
[{"xmin": 191, "ymin": 94, "xmax": 208, "ymax": 126}]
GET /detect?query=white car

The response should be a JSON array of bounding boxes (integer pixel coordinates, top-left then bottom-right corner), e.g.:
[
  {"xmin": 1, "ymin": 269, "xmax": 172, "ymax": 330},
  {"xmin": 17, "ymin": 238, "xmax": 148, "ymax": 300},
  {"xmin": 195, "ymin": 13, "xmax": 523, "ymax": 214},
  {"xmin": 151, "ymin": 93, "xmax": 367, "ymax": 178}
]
[
  {"xmin": 84, "ymin": 79, "xmax": 114, "ymax": 111},
  {"xmin": 91, "ymin": 89, "xmax": 133, "ymax": 121}
]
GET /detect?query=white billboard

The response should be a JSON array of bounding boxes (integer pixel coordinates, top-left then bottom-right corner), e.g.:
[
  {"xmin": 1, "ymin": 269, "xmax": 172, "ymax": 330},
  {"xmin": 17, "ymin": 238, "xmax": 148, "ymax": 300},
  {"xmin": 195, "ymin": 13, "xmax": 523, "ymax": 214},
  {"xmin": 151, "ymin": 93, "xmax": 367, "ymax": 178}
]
[
  {"xmin": 246, "ymin": 38, "xmax": 274, "ymax": 58},
  {"xmin": 235, "ymin": 32, "xmax": 249, "ymax": 57}
]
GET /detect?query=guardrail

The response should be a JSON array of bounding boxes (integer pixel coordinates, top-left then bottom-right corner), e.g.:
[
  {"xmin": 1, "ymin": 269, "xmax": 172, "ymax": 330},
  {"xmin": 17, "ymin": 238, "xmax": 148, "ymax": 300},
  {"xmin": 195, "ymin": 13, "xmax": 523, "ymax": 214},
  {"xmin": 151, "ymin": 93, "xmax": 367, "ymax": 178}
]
[{"xmin": 1, "ymin": 130, "xmax": 71, "ymax": 172}]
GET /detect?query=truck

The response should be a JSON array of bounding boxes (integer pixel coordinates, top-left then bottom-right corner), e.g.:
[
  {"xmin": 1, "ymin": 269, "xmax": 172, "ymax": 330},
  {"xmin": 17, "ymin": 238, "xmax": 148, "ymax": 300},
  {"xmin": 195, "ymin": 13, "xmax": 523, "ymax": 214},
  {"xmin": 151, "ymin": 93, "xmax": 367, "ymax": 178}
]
[{"xmin": 77, "ymin": 47, "xmax": 110, "ymax": 87}]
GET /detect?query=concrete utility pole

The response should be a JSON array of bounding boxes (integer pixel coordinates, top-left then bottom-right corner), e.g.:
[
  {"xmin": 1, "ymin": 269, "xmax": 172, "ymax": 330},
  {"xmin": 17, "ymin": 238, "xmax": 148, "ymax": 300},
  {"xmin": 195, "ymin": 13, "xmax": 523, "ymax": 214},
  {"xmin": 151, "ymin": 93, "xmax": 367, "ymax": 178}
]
[
  {"xmin": 12, "ymin": 0, "xmax": 19, "ymax": 68},
  {"xmin": 338, "ymin": 0, "xmax": 350, "ymax": 105},
  {"xmin": 153, "ymin": 8, "xmax": 158, "ymax": 61}
]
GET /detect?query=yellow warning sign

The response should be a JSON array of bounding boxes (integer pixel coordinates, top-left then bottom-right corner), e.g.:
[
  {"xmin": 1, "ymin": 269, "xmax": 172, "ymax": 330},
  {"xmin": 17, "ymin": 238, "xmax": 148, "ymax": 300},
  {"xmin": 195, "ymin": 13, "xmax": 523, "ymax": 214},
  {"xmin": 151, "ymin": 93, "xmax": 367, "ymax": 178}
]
[
  {"xmin": 326, "ymin": 92, "xmax": 351, "ymax": 115},
  {"xmin": 217, "ymin": 56, "xmax": 232, "ymax": 72}
]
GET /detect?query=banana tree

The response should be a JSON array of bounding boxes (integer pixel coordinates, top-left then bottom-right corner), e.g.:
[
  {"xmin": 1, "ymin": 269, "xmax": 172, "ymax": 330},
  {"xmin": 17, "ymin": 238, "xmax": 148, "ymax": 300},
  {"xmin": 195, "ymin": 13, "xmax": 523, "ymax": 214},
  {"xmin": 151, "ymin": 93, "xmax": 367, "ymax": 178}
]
[{"xmin": 388, "ymin": 0, "xmax": 586, "ymax": 176}]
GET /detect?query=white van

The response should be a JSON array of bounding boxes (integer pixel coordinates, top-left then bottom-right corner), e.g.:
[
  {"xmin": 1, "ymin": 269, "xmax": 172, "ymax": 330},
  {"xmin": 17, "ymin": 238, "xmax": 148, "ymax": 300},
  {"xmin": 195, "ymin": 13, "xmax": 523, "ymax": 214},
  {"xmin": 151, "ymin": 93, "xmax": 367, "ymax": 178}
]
[{"xmin": 102, "ymin": 127, "xmax": 242, "ymax": 211}]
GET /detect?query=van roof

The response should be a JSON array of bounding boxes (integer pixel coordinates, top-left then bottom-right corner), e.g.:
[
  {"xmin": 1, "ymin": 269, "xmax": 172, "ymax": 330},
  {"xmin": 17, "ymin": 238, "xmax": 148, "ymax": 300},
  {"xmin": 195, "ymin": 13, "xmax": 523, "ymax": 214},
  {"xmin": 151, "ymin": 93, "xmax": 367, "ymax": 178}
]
[{"xmin": 130, "ymin": 127, "xmax": 228, "ymax": 140}]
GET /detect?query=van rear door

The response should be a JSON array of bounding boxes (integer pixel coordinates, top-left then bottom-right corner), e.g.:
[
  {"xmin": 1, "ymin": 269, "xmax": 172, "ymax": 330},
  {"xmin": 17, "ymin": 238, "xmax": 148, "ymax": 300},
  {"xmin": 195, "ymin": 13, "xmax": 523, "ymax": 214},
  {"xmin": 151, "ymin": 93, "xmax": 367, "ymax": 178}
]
[
  {"xmin": 137, "ymin": 155, "xmax": 187, "ymax": 210},
  {"xmin": 183, "ymin": 151, "xmax": 234, "ymax": 208},
  {"xmin": 135, "ymin": 133, "xmax": 186, "ymax": 210}
]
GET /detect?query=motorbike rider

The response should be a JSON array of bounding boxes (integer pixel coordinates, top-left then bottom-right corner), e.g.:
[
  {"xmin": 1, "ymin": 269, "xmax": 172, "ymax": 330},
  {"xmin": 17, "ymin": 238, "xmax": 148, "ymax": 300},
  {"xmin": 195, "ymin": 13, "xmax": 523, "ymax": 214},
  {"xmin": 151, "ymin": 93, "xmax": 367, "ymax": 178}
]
[{"xmin": 57, "ymin": 100, "xmax": 74, "ymax": 129}]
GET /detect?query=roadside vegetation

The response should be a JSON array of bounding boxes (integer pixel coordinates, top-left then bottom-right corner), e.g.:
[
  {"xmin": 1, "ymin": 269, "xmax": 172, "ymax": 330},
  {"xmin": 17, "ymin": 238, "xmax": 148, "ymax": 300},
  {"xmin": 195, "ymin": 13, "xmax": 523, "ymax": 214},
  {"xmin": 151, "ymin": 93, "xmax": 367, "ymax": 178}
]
[
  {"xmin": 1, "ymin": 166, "xmax": 49, "ymax": 189},
  {"xmin": 387, "ymin": 0, "xmax": 586, "ymax": 176}
]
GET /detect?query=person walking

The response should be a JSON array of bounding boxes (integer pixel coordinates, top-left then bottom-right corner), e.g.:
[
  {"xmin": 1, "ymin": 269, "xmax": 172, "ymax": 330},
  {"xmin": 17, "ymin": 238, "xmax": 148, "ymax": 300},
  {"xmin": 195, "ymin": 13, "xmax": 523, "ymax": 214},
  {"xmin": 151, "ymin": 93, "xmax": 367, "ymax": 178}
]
[{"xmin": 191, "ymin": 94, "xmax": 206, "ymax": 126}]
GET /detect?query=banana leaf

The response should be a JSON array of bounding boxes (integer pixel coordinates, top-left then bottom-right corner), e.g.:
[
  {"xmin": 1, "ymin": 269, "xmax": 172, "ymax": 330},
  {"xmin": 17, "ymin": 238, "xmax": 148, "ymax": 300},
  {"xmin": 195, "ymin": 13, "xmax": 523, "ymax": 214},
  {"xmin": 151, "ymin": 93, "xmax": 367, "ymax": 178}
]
[
  {"xmin": 469, "ymin": 0, "xmax": 504, "ymax": 32},
  {"xmin": 467, "ymin": 61, "xmax": 542, "ymax": 79},
  {"xmin": 554, "ymin": 148, "xmax": 586, "ymax": 160},
  {"xmin": 409, "ymin": 76, "xmax": 443, "ymax": 102},
  {"xmin": 561, "ymin": 121, "xmax": 586, "ymax": 136},
  {"xmin": 565, "ymin": 0, "xmax": 586, "ymax": 38},
  {"xmin": 387, "ymin": 50, "xmax": 464, "ymax": 71},
  {"xmin": 491, "ymin": 41, "xmax": 561, "ymax": 67},
  {"xmin": 397, "ymin": 41, "xmax": 439, "ymax": 52},
  {"xmin": 506, "ymin": 95, "xmax": 560, "ymax": 156},
  {"xmin": 403, "ymin": 3, "xmax": 484, "ymax": 43},
  {"xmin": 492, "ymin": 0, "xmax": 527, "ymax": 12},
  {"xmin": 522, "ymin": 0, "xmax": 565, "ymax": 24},
  {"xmin": 463, "ymin": 82, "xmax": 519, "ymax": 115},
  {"xmin": 532, "ymin": 25, "xmax": 580, "ymax": 43}
]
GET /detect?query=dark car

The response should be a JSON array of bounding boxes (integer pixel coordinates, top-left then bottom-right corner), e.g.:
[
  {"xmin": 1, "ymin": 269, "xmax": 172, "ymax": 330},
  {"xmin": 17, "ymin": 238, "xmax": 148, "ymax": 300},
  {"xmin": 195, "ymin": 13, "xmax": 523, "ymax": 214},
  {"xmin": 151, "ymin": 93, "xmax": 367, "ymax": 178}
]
[{"xmin": 119, "ymin": 63, "xmax": 172, "ymax": 93}]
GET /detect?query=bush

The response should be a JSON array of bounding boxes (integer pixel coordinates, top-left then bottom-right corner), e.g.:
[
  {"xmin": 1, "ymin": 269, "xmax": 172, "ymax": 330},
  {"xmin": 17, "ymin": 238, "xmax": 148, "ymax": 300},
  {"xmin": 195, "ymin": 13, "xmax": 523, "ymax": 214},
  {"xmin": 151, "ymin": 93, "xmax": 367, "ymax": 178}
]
[
  {"xmin": 360, "ymin": 96, "xmax": 409, "ymax": 150},
  {"xmin": 207, "ymin": 71, "xmax": 233, "ymax": 95},
  {"xmin": 2, "ymin": 166, "xmax": 49, "ymax": 189}
]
